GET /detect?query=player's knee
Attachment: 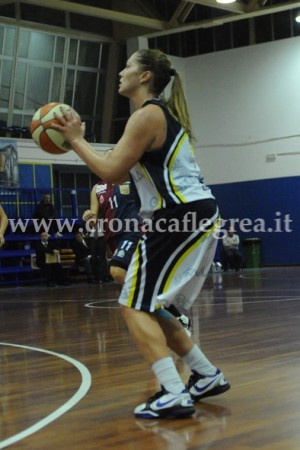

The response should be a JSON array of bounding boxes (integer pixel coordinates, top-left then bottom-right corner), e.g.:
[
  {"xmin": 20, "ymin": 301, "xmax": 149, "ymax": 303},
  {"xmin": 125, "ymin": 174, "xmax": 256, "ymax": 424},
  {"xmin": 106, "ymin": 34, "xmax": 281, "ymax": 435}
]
[{"xmin": 110, "ymin": 266, "xmax": 126, "ymax": 285}]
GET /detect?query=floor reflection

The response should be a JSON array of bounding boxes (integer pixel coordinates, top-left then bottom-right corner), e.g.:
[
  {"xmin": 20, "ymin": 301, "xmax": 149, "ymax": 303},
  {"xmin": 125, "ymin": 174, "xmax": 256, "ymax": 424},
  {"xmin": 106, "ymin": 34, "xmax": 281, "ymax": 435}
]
[
  {"xmin": 225, "ymin": 289, "xmax": 244, "ymax": 314},
  {"xmin": 135, "ymin": 402, "xmax": 231, "ymax": 450}
]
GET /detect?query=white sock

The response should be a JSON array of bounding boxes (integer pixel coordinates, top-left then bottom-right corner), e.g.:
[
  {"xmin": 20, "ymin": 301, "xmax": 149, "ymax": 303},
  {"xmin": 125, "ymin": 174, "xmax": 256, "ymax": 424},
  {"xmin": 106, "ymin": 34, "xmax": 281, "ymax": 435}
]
[
  {"xmin": 182, "ymin": 344, "xmax": 217, "ymax": 376},
  {"xmin": 152, "ymin": 356, "xmax": 185, "ymax": 395}
]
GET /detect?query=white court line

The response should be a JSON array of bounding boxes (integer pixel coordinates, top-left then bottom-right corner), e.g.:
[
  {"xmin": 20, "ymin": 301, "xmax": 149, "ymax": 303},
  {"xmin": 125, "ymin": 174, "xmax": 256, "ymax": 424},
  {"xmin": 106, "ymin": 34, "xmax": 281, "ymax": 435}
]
[
  {"xmin": 193, "ymin": 296, "xmax": 300, "ymax": 306},
  {"xmin": 208, "ymin": 294, "xmax": 300, "ymax": 299},
  {"xmin": 209, "ymin": 286, "xmax": 300, "ymax": 295},
  {"xmin": 85, "ymin": 299, "xmax": 117, "ymax": 308},
  {"xmin": 0, "ymin": 343, "xmax": 92, "ymax": 449},
  {"xmin": 239, "ymin": 273, "xmax": 300, "ymax": 280},
  {"xmin": 0, "ymin": 298, "xmax": 117, "ymax": 305},
  {"xmin": 234, "ymin": 297, "xmax": 300, "ymax": 304},
  {"xmin": 85, "ymin": 296, "xmax": 300, "ymax": 309}
]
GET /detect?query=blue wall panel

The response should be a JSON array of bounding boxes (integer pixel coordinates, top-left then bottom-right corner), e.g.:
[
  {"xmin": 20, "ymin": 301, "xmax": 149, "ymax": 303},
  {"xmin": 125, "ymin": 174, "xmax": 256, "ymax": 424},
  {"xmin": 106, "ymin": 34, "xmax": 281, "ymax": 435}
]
[
  {"xmin": 35, "ymin": 165, "xmax": 52, "ymax": 189},
  {"xmin": 19, "ymin": 164, "xmax": 34, "ymax": 189},
  {"xmin": 211, "ymin": 176, "xmax": 300, "ymax": 266}
]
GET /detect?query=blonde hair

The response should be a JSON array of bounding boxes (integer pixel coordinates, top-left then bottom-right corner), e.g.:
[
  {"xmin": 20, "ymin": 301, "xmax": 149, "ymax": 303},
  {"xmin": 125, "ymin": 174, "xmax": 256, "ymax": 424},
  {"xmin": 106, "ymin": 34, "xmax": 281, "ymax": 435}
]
[{"xmin": 135, "ymin": 49, "xmax": 193, "ymax": 141}]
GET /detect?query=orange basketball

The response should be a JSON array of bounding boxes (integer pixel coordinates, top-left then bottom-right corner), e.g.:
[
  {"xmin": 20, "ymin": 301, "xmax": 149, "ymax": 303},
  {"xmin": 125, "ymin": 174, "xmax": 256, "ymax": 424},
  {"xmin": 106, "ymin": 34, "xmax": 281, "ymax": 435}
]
[{"xmin": 30, "ymin": 102, "xmax": 80, "ymax": 154}]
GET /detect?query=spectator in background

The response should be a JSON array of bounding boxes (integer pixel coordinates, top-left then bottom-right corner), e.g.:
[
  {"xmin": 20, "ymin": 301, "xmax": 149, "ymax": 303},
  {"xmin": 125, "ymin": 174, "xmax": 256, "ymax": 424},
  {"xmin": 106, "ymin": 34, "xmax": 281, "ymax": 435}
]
[
  {"xmin": 0, "ymin": 205, "xmax": 8, "ymax": 247},
  {"xmin": 71, "ymin": 231, "xmax": 96, "ymax": 283},
  {"xmin": 221, "ymin": 226, "xmax": 242, "ymax": 272},
  {"xmin": 34, "ymin": 193, "xmax": 54, "ymax": 221},
  {"xmin": 35, "ymin": 231, "xmax": 68, "ymax": 287},
  {"xmin": 34, "ymin": 193, "xmax": 60, "ymax": 235},
  {"xmin": 86, "ymin": 222, "xmax": 108, "ymax": 284}
]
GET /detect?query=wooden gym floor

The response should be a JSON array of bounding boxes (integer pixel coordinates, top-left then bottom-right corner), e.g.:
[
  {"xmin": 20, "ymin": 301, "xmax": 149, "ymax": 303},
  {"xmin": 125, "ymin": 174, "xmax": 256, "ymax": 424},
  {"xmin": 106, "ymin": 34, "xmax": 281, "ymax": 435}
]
[{"xmin": 1, "ymin": 266, "xmax": 300, "ymax": 449}]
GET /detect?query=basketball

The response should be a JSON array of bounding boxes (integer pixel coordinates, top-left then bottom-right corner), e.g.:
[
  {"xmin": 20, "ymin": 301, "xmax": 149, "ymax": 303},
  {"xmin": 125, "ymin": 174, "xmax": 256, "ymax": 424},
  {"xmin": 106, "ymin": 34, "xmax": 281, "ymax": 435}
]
[{"xmin": 30, "ymin": 102, "xmax": 80, "ymax": 154}]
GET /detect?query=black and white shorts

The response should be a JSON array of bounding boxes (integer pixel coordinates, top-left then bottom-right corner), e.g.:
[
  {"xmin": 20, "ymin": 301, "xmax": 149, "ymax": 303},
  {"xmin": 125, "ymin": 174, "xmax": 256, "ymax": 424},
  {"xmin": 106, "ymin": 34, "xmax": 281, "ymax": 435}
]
[{"xmin": 119, "ymin": 199, "xmax": 220, "ymax": 312}]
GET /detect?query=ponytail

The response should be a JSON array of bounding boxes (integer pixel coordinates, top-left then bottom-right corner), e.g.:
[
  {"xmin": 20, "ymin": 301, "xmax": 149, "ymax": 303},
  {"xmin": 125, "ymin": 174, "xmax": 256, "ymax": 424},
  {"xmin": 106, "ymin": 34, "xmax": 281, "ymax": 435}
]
[
  {"xmin": 166, "ymin": 72, "xmax": 194, "ymax": 142},
  {"xmin": 135, "ymin": 49, "xmax": 194, "ymax": 141}
]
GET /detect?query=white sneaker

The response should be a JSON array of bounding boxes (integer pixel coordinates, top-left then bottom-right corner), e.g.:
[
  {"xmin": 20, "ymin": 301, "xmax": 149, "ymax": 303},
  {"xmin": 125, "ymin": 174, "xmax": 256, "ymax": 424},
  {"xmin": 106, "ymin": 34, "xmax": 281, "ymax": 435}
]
[
  {"xmin": 186, "ymin": 369, "xmax": 230, "ymax": 401},
  {"xmin": 134, "ymin": 386, "xmax": 195, "ymax": 419}
]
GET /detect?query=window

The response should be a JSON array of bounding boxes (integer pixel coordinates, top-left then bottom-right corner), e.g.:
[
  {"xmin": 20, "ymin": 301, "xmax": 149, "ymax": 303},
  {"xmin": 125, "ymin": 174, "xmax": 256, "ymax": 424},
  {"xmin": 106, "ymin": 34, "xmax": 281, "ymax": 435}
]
[
  {"xmin": 53, "ymin": 167, "xmax": 97, "ymax": 218},
  {"xmin": 0, "ymin": 24, "xmax": 110, "ymax": 140}
]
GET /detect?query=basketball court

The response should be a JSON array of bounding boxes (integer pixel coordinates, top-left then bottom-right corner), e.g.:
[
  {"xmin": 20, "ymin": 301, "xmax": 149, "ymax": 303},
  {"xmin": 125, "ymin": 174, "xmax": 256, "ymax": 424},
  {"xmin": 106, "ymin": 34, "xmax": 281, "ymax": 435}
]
[{"xmin": 1, "ymin": 267, "xmax": 300, "ymax": 449}]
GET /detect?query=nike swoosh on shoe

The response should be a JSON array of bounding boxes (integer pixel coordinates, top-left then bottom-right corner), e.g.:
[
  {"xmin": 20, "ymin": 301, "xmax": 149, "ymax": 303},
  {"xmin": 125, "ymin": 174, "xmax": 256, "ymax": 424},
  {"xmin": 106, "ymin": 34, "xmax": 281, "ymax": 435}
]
[
  {"xmin": 155, "ymin": 398, "xmax": 178, "ymax": 408},
  {"xmin": 193, "ymin": 379, "xmax": 216, "ymax": 393}
]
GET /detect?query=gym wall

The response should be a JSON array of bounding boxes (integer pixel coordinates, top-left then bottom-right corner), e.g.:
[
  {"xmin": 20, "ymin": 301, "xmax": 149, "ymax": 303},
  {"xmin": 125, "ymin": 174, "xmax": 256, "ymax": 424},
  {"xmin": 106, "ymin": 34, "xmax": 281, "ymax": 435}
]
[{"xmin": 186, "ymin": 36, "xmax": 300, "ymax": 266}]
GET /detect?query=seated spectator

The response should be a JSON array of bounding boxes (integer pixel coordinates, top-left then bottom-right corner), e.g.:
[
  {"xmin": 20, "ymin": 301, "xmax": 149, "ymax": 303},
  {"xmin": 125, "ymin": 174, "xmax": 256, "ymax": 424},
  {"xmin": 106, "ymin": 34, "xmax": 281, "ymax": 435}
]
[
  {"xmin": 71, "ymin": 231, "xmax": 96, "ymax": 283},
  {"xmin": 35, "ymin": 231, "xmax": 69, "ymax": 287},
  {"xmin": 221, "ymin": 226, "xmax": 242, "ymax": 272},
  {"xmin": 34, "ymin": 193, "xmax": 60, "ymax": 235},
  {"xmin": 0, "ymin": 205, "xmax": 8, "ymax": 248}
]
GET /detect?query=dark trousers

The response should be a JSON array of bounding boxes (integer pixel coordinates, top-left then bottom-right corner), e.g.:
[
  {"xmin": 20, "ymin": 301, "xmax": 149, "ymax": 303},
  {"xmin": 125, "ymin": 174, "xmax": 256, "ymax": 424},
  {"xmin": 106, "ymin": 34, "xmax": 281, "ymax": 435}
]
[
  {"xmin": 221, "ymin": 248, "xmax": 242, "ymax": 271},
  {"xmin": 40, "ymin": 262, "xmax": 65, "ymax": 285},
  {"xmin": 88, "ymin": 237, "xmax": 108, "ymax": 282},
  {"xmin": 77, "ymin": 256, "xmax": 93, "ymax": 280}
]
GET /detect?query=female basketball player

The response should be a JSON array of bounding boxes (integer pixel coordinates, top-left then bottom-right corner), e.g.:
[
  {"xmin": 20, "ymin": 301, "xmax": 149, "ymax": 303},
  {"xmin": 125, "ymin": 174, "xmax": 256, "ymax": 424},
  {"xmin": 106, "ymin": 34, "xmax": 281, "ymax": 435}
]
[
  {"xmin": 53, "ymin": 48, "xmax": 230, "ymax": 419},
  {"xmin": 83, "ymin": 180, "xmax": 143, "ymax": 284}
]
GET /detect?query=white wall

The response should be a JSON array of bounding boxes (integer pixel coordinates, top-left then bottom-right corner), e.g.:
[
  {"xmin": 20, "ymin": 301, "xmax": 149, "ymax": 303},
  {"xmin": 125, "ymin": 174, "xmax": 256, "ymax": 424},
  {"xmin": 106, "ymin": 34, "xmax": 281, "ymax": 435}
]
[
  {"xmin": 185, "ymin": 37, "xmax": 300, "ymax": 185},
  {"xmin": 8, "ymin": 138, "xmax": 110, "ymax": 166}
]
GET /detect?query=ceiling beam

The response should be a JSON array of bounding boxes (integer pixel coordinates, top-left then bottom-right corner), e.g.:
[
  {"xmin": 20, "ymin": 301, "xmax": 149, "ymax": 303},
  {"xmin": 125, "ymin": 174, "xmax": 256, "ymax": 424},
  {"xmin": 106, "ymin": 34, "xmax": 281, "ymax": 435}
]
[
  {"xmin": 133, "ymin": 0, "xmax": 163, "ymax": 20},
  {"xmin": 145, "ymin": 0, "xmax": 300, "ymax": 38},
  {"xmin": 2, "ymin": 0, "xmax": 300, "ymax": 40},
  {"xmin": 185, "ymin": 0, "xmax": 247, "ymax": 14},
  {"xmin": 168, "ymin": 1, "xmax": 196, "ymax": 26},
  {"xmin": 247, "ymin": 0, "xmax": 265, "ymax": 12},
  {"xmin": 0, "ymin": 0, "xmax": 16, "ymax": 5},
  {"xmin": 17, "ymin": 0, "xmax": 168, "ymax": 30}
]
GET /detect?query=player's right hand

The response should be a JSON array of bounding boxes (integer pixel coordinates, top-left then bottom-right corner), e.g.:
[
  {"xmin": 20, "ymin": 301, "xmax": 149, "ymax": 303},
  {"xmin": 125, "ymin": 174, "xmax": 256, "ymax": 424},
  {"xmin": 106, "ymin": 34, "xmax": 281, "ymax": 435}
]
[{"xmin": 82, "ymin": 209, "xmax": 94, "ymax": 221}]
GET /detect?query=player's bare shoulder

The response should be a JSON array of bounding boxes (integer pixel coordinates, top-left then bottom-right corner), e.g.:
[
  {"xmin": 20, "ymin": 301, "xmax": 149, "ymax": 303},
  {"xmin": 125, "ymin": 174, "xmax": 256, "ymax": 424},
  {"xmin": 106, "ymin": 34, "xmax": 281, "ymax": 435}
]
[
  {"xmin": 127, "ymin": 104, "xmax": 166, "ymax": 151},
  {"xmin": 132, "ymin": 103, "xmax": 164, "ymax": 125}
]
